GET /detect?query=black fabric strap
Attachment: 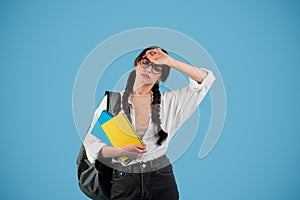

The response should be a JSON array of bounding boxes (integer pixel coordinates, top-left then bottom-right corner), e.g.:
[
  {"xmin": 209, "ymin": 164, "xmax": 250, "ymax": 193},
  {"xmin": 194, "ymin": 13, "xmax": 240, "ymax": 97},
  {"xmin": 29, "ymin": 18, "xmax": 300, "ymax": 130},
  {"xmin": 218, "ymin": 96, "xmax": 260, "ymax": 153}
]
[{"xmin": 105, "ymin": 91, "xmax": 121, "ymax": 115}]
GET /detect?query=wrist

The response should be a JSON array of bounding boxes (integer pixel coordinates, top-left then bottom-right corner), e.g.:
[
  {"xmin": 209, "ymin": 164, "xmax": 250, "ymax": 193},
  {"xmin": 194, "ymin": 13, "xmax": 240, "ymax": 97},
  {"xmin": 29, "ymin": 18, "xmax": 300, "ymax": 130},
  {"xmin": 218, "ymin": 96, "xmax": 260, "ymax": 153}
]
[
  {"xmin": 166, "ymin": 57, "xmax": 177, "ymax": 67},
  {"xmin": 116, "ymin": 146, "xmax": 125, "ymax": 157},
  {"xmin": 199, "ymin": 68, "xmax": 208, "ymax": 78}
]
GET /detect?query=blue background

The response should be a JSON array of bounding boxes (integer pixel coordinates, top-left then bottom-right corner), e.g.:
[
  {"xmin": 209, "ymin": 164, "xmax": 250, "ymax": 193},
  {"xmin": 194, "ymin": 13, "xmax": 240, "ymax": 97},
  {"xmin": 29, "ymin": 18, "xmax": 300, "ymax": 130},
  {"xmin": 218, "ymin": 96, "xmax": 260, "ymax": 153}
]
[{"xmin": 1, "ymin": 0, "xmax": 300, "ymax": 199}]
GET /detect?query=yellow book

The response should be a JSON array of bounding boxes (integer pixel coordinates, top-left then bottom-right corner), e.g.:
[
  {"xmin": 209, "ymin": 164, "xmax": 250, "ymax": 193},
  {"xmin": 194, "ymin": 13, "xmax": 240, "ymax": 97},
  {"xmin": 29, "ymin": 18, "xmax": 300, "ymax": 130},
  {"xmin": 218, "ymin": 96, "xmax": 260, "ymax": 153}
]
[{"xmin": 101, "ymin": 113, "xmax": 145, "ymax": 164}]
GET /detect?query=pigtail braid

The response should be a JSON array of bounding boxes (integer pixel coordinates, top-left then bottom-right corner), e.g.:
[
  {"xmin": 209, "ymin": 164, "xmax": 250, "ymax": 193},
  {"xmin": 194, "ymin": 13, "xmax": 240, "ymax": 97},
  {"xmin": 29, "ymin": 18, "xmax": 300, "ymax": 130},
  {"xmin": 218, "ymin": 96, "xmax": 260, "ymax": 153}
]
[
  {"xmin": 122, "ymin": 70, "xmax": 136, "ymax": 123},
  {"xmin": 151, "ymin": 83, "xmax": 168, "ymax": 145}
]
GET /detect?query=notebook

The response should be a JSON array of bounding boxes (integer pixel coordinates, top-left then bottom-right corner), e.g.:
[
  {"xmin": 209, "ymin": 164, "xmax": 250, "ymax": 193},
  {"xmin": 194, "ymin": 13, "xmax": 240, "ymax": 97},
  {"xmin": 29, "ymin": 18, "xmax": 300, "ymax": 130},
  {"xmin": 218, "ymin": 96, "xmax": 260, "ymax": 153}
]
[
  {"xmin": 90, "ymin": 110, "xmax": 113, "ymax": 146},
  {"xmin": 101, "ymin": 113, "xmax": 145, "ymax": 164}
]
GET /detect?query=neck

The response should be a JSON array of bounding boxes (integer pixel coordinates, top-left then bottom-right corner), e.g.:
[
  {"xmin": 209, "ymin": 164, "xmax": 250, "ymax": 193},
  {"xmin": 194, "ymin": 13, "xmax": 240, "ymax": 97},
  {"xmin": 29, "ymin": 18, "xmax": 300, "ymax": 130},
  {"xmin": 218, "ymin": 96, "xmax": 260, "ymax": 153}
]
[{"xmin": 132, "ymin": 82, "xmax": 153, "ymax": 95}]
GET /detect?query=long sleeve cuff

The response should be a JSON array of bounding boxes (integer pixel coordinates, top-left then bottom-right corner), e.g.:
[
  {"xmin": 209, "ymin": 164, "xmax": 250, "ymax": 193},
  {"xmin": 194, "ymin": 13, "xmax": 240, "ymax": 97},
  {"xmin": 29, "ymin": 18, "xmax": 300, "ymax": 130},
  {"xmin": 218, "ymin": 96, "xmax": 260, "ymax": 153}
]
[
  {"xmin": 189, "ymin": 67, "xmax": 216, "ymax": 92},
  {"xmin": 83, "ymin": 132, "xmax": 107, "ymax": 164}
]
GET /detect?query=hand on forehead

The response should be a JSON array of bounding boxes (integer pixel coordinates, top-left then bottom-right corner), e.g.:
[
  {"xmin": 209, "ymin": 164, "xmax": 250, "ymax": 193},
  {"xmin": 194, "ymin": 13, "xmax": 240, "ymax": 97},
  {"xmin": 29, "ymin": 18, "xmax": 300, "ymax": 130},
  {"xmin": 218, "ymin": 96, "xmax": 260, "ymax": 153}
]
[
  {"xmin": 146, "ymin": 48, "xmax": 162, "ymax": 57},
  {"xmin": 145, "ymin": 48, "xmax": 167, "ymax": 63}
]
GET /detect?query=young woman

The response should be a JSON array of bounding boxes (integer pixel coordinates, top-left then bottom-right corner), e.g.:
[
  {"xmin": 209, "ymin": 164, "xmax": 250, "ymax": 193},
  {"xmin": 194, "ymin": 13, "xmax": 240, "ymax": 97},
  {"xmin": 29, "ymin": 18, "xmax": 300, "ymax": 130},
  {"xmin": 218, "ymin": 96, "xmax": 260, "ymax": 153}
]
[{"xmin": 83, "ymin": 46, "xmax": 216, "ymax": 199}]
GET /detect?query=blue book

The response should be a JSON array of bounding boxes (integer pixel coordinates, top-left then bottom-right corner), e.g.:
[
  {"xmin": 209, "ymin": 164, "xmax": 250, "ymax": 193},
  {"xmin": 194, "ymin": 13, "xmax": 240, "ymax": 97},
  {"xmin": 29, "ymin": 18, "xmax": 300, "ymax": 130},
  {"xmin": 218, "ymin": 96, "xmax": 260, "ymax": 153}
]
[{"xmin": 90, "ymin": 110, "xmax": 113, "ymax": 145}]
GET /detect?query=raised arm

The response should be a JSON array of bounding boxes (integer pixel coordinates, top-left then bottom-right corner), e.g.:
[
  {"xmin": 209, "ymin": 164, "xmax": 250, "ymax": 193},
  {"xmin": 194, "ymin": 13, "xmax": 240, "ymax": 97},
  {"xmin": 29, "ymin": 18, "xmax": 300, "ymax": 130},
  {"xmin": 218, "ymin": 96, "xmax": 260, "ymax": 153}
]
[
  {"xmin": 146, "ymin": 48, "xmax": 216, "ymax": 137},
  {"xmin": 145, "ymin": 48, "xmax": 209, "ymax": 83}
]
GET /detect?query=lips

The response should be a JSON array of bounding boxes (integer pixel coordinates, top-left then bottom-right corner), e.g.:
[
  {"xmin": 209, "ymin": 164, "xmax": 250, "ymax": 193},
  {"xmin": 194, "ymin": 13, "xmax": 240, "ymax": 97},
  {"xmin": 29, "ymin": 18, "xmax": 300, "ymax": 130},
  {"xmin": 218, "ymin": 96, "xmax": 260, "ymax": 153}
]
[{"xmin": 141, "ymin": 74, "xmax": 150, "ymax": 79}]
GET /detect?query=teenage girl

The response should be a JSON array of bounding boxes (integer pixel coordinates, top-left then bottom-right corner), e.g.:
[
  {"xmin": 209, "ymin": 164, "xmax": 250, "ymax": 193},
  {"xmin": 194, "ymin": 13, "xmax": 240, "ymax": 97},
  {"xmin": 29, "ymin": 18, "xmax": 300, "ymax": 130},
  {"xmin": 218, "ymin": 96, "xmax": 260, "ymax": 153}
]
[{"xmin": 84, "ymin": 46, "xmax": 216, "ymax": 200}]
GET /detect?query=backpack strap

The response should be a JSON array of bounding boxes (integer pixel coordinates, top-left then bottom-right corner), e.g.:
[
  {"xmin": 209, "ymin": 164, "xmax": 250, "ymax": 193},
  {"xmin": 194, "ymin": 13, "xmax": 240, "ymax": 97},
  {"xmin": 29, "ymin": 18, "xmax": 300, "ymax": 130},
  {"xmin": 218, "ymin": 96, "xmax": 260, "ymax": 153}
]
[{"xmin": 105, "ymin": 91, "xmax": 121, "ymax": 115}]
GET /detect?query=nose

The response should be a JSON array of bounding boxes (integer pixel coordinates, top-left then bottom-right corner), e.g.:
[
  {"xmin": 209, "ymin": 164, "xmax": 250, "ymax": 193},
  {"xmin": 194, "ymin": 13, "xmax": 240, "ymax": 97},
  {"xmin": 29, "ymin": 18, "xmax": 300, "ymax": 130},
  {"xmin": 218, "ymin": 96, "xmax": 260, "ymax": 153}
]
[{"xmin": 143, "ymin": 66, "xmax": 152, "ymax": 74}]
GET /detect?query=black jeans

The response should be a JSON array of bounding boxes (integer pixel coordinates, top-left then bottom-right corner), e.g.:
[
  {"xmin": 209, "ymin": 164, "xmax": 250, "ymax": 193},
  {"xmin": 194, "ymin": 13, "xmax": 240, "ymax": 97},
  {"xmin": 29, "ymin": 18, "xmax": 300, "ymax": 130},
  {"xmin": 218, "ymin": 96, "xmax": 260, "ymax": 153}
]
[{"xmin": 110, "ymin": 155, "xmax": 179, "ymax": 200}]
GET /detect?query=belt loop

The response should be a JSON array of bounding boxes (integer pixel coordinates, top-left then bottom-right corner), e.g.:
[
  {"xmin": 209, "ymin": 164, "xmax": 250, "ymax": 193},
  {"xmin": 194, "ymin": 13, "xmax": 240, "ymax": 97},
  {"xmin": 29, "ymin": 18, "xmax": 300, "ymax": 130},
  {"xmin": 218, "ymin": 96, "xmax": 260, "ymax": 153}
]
[{"xmin": 147, "ymin": 159, "xmax": 152, "ymax": 170}]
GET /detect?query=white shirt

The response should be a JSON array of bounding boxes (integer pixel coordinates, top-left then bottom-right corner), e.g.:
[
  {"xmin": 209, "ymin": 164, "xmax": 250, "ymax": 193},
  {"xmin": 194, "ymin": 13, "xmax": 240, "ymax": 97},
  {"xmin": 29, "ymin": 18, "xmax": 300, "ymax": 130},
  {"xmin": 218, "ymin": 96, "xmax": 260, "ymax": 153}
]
[{"xmin": 83, "ymin": 67, "xmax": 216, "ymax": 165}]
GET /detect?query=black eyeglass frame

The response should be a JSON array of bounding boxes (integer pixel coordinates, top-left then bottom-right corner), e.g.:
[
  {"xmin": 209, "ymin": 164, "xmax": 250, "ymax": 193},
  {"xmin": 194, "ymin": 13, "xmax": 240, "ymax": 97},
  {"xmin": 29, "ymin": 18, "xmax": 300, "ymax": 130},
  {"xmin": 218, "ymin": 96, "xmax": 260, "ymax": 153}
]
[{"xmin": 139, "ymin": 57, "xmax": 168, "ymax": 74}]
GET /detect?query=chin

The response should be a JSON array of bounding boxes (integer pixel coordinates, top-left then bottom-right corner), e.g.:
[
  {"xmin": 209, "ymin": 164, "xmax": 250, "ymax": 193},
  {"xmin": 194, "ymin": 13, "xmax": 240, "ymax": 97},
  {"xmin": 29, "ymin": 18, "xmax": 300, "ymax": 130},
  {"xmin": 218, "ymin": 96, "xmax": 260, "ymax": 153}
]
[{"xmin": 138, "ymin": 79, "xmax": 154, "ymax": 85}]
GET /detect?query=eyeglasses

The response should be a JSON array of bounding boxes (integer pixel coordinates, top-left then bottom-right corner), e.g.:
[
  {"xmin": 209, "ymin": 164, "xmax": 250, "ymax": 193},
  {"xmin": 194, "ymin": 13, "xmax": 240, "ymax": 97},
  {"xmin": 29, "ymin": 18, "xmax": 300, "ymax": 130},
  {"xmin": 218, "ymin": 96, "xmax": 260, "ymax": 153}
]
[{"xmin": 139, "ymin": 58, "xmax": 164, "ymax": 74}]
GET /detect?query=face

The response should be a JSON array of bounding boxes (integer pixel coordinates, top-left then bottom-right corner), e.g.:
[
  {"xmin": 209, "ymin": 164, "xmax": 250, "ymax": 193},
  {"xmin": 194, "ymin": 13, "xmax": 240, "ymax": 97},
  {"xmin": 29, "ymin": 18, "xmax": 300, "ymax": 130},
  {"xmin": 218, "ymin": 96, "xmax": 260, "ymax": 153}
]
[{"xmin": 135, "ymin": 58, "xmax": 162, "ymax": 85}]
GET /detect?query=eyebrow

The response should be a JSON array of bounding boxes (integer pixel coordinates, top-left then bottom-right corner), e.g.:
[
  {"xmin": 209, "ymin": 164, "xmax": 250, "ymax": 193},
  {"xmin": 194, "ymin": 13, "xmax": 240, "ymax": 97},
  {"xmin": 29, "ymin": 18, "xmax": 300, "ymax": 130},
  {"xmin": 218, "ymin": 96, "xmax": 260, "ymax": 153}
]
[{"xmin": 141, "ymin": 57, "xmax": 150, "ymax": 62}]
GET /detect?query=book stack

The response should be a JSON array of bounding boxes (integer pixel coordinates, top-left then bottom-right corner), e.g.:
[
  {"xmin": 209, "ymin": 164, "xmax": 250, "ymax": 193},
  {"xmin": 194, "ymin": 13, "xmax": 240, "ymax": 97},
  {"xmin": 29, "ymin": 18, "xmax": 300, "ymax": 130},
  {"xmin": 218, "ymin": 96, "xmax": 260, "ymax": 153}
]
[{"xmin": 91, "ymin": 110, "xmax": 145, "ymax": 164}]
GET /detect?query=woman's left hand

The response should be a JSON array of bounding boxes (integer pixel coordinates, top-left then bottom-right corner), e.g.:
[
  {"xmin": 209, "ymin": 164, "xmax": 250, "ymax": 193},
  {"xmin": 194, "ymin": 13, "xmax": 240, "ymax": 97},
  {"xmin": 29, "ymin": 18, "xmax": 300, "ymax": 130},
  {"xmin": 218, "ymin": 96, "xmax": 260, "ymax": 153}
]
[{"xmin": 145, "ymin": 48, "xmax": 174, "ymax": 66}]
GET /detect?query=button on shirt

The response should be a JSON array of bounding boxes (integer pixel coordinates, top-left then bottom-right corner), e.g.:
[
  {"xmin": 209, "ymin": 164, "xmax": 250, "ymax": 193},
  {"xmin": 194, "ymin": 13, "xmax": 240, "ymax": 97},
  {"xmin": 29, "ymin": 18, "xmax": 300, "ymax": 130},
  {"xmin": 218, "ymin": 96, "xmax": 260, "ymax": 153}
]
[{"xmin": 83, "ymin": 67, "xmax": 216, "ymax": 165}]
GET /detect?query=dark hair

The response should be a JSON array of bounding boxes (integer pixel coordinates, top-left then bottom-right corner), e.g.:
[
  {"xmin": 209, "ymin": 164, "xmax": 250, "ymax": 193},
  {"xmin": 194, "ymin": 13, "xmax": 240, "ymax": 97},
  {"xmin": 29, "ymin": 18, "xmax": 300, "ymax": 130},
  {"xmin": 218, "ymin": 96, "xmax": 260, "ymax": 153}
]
[{"xmin": 122, "ymin": 46, "xmax": 169, "ymax": 145}]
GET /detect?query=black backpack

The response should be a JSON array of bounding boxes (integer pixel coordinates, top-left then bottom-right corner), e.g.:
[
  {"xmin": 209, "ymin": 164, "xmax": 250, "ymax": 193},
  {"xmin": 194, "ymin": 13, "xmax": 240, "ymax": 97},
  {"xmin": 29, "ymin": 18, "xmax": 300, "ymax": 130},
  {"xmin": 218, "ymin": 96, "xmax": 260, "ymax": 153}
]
[{"xmin": 76, "ymin": 91, "xmax": 121, "ymax": 200}]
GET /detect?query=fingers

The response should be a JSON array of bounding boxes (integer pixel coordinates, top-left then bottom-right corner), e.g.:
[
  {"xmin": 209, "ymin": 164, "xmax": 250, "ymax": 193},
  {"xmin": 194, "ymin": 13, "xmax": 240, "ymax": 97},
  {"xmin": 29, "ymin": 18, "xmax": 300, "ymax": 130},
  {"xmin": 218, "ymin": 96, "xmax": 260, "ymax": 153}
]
[
  {"xmin": 121, "ymin": 144, "xmax": 147, "ymax": 160},
  {"xmin": 134, "ymin": 145, "xmax": 147, "ymax": 153},
  {"xmin": 135, "ymin": 145, "xmax": 146, "ymax": 150},
  {"xmin": 145, "ymin": 51, "xmax": 155, "ymax": 60},
  {"xmin": 146, "ymin": 49, "xmax": 162, "ymax": 59},
  {"xmin": 122, "ymin": 144, "xmax": 147, "ymax": 153},
  {"xmin": 145, "ymin": 48, "xmax": 168, "ymax": 65},
  {"xmin": 146, "ymin": 48, "xmax": 159, "ymax": 54}
]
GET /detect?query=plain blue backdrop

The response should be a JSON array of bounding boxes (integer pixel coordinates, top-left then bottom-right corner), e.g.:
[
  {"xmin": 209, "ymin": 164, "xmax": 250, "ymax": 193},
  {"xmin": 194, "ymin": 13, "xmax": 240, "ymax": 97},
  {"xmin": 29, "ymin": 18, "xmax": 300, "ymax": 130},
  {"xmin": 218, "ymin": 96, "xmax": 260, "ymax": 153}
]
[{"xmin": 1, "ymin": 0, "xmax": 299, "ymax": 199}]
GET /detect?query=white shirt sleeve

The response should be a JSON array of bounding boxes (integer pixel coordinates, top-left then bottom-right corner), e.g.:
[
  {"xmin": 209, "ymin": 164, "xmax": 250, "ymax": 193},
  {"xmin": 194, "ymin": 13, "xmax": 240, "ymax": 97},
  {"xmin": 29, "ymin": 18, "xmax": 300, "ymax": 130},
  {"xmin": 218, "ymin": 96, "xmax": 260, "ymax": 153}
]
[
  {"xmin": 83, "ymin": 95, "xmax": 108, "ymax": 163},
  {"xmin": 161, "ymin": 67, "xmax": 216, "ymax": 137}
]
